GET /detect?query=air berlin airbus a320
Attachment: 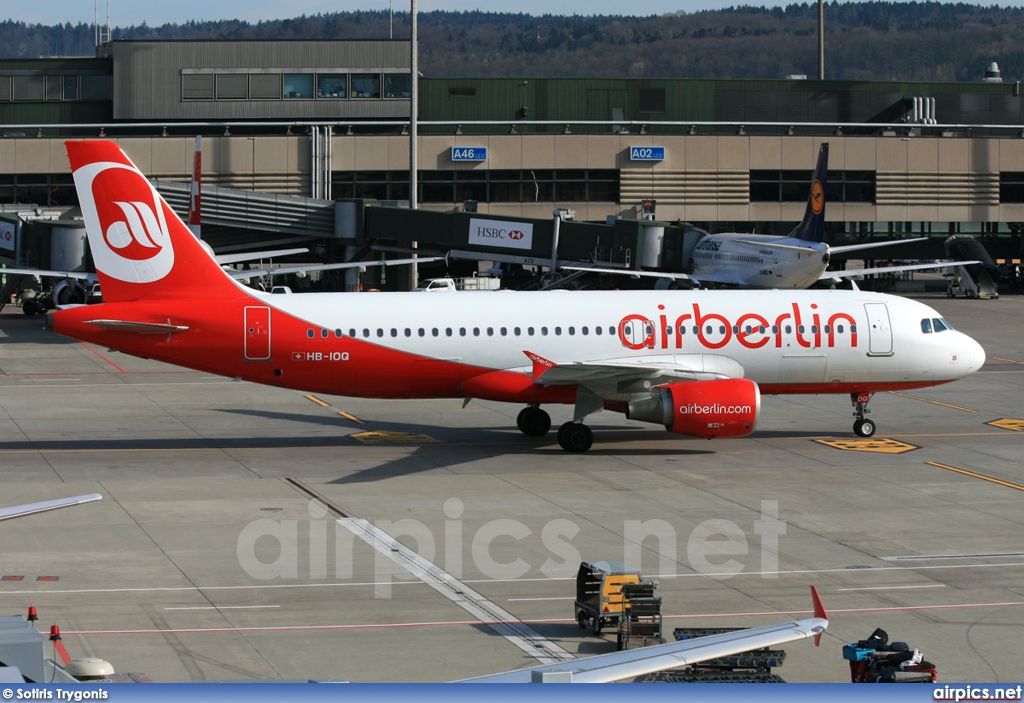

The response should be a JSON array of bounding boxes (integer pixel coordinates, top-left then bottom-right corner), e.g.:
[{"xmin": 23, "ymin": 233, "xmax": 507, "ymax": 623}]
[{"xmin": 48, "ymin": 141, "xmax": 986, "ymax": 452}]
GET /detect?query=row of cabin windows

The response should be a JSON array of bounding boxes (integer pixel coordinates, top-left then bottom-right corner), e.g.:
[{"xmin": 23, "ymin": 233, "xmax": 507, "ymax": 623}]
[
  {"xmin": 626, "ymin": 323, "xmax": 854, "ymax": 336},
  {"xmin": 304, "ymin": 322, "xmax": 855, "ymax": 339},
  {"xmin": 694, "ymin": 252, "xmax": 765, "ymax": 264},
  {"xmin": 308, "ymin": 325, "xmax": 619, "ymax": 339}
]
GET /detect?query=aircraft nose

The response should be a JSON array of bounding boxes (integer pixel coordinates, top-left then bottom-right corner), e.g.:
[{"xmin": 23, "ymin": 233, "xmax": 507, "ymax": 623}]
[{"xmin": 961, "ymin": 334, "xmax": 987, "ymax": 374}]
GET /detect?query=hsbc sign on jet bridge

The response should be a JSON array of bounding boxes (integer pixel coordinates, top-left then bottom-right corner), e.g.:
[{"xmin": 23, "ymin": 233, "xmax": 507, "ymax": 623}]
[{"xmin": 468, "ymin": 218, "xmax": 535, "ymax": 251}]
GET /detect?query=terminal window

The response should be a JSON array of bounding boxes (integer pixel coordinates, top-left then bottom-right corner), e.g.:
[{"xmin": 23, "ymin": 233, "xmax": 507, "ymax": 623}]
[
  {"xmin": 317, "ymin": 75, "xmax": 348, "ymax": 99},
  {"xmin": 750, "ymin": 169, "xmax": 875, "ymax": 203},
  {"xmin": 1000, "ymin": 172, "xmax": 1024, "ymax": 202},
  {"xmin": 351, "ymin": 74, "xmax": 381, "ymax": 99},
  {"xmin": 332, "ymin": 169, "xmax": 620, "ymax": 203},
  {"xmin": 283, "ymin": 74, "xmax": 314, "ymax": 99},
  {"xmin": 384, "ymin": 74, "xmax": 411, "ymax": 98}
]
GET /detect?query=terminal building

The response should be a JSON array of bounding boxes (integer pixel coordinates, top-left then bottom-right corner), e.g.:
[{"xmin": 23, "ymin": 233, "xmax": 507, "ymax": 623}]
[{"xmin": 1, "ymin": 38, "xmax": 1022, "ymax": 287}]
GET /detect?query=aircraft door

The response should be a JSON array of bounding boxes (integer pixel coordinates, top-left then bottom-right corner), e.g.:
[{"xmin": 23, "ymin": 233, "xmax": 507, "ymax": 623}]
[
  {"xmin": 863, "ymin": 303, "xmax": 893, "ymax": 356},
  {"xmin": 244, "ymin": 306, "xmax": 271, "ymax": 360}
]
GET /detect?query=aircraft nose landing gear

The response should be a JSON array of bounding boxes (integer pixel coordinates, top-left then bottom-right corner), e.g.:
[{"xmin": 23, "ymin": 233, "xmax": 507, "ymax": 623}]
[{"xmin": 851, "ymin": 391, "xmax": 876, "ymax": 437}]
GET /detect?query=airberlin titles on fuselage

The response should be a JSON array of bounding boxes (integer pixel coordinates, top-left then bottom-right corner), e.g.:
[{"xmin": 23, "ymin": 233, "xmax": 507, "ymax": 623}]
[{"xmin": 616, "ymin": 302, "xmax": 858, "ymax": 351}]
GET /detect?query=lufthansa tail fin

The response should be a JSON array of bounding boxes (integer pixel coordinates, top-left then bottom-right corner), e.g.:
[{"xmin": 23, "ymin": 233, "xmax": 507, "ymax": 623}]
[
  {"xmin": 790, "ymin": 143, "xmax": 829, "ymax": 243},
  {"xmin": 66, "ymin": 140, "xmax": 242, "ymax": 304}
]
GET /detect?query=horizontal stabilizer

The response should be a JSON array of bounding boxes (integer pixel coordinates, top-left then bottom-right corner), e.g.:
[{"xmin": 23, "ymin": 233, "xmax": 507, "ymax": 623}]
[{"xmin": 84, "ymin": 320, "xmax": 190, "ymax": 334}]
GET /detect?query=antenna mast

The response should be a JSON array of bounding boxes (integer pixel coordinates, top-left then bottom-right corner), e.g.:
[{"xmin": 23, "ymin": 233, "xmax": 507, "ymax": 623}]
[{"xmin": 94, "ymin": 0, "xmax": 111, "ymax": 47}]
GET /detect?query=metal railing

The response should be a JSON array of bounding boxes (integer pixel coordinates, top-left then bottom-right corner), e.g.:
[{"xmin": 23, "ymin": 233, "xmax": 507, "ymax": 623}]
[{"xmin": 2, "ymin": 119, "xmax": 1023, "ymax": 139}]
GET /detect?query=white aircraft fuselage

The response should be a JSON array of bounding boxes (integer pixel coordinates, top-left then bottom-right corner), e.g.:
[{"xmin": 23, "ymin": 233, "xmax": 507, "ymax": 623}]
[{"xmin": 49, "ymin": 140, "xmax": 987, "ymax": 452}]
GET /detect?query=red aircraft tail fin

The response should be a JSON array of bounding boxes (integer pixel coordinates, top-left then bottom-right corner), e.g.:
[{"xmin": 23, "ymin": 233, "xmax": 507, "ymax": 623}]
[{"xmin": 65, "ymin": 140, "xmax": 239, "ymax": 303}]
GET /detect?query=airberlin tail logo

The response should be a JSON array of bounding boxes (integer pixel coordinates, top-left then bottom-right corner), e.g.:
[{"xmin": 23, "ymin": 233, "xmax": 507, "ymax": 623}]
[
  {"xmin": 76, "ymin": 161, "xmax": 175, "ymax": 284},
  {"xmin": 105, "ymin": 201, "xmax": 166, "ymax": 261}
]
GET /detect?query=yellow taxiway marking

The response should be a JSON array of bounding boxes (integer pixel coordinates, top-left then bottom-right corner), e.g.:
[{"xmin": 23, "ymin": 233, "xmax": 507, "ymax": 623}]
[
  {"xmin": 993, "ymin": 357, "xmax": 1024, "ymax": 366},
  {"xmin": 337, "ymin": 411, "xmax": 366, "ymax": 425},
  {"xmin": 887, "ymin": 391, "xmax": 978, "ymax": 413},
  {"xmin": 304, "ymin": 395, "xmax": 331, "ymax": 408},
  {"xmin": 926, "ymin": 462, "xmax": 1024, "ymax": 492},
  {"xmin": 815, "ymin": 438, "xmax": 919, "ymax": 454},
  {"xmin": 350, "ymin": 431, "xmax": 438, "ymax": 445},
  {"xmin": 986, "ymin": 418, "xmax": 1024, "ymax": 432}
]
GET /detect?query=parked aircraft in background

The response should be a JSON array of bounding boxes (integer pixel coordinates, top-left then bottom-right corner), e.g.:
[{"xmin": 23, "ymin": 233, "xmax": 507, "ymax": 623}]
[
  {"xmin": 570, "ymin": 143, "xmax": 972, "ymax": 289},
  {"xmin": 48, "ymin": 141, "xmax": 985, "ymax": 452}
]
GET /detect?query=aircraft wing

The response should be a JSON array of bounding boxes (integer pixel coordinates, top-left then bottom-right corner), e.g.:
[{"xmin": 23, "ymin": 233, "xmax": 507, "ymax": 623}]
[
  {"xmin": 459, "ymin": 587, "xmax": 827, "ymax": 683},
  {"xmin": 560, "ymin": 265, "xmax": 744, "ymax": 288},
  {"xmin": 562, "ymin": 265, "xmax": 692, "ymax": 281},
  {"xmin": 0, "ymin": 494, "xmax": 102, "ymax": 522},
  {"xmin": 214, "ymin": 248, "xmax": 309, "ymax": 265},
  {"xmin": 819, "ymin": 260, "xmax": 981, "ymax": 281},
  {"xmin": 1, "ymin": 268, "xmax": 97, "ymax": 282},
  {"xmin": 233, "ymin": 256, "xmax": 446, "ymax": 279},
  {"xmin": 830, "ymin": 237, "xmax": 928, "ymax": 254},
  {"xmin": 535, "ymin": 354, "xmax": 744, "ymax": 385},
  {"xmin": 518, "ymin": 352, "xmax": 744, "ymax": 402}
]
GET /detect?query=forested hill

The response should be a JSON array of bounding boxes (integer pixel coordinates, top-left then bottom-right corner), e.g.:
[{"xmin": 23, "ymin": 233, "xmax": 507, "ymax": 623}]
[{"xmin": 3, "ymin": 3, "xmax": 1024, "ymax": 83}]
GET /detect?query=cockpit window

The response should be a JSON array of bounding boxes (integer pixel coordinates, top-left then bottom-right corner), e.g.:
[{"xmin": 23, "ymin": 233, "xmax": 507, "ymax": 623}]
[
  {"xmin": 934, "ymin": 318, "xmax": 952, "ymax": 332},
  {"xmin": 921, "ymin": 319, "xmax": 933, "ymax": 334}
]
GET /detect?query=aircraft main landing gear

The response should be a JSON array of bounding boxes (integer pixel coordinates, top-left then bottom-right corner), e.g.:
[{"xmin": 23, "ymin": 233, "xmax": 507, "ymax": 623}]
[
  {"xmin": 516, "ymin": 404, "xmax": 551, "ymax": 437},
  {"xmin": 851, "ymin": 392, "xmax": 876, "ymax": 437},
  {"xmin": 557, "ymin": 421, "xmax": 593, "ymax": 453}
]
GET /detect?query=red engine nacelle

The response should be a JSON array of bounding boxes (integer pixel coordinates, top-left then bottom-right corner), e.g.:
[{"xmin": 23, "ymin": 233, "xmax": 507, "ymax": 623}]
[{"xmin": 625, "ymin": 378, "xmax": 760, "ymax": 439}]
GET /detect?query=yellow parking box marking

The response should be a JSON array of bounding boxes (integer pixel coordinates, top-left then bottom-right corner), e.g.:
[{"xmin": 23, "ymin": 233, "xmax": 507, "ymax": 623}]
[
  {"xmin": 305, "ymin": 395, "xmax": 331, "ymax": 408},
  {"xmin": 337, "ymin": 411, "xmax": 366, "ymax": 425},
  {"xmin": 815, "ymin": 438, "xmax": 919, "ymax": 454},
  {"xmin": 986, "ymin": 418, "xmax": 1024, "ymax": 432},
  {"xmin": 888, "ymin": 391, "xmax": 977, "ymax": 413},
  {"xmin": 927, "ymin": 462, "xmax": 1024, "ymax": 492},
  {"xmin": 351, "ymin": 431, "xmax": 438, "ymax": 444}
]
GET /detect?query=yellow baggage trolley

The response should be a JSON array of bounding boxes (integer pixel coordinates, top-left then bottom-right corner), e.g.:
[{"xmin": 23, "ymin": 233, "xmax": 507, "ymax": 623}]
[{"xmin": 573, "ymin": 561, "xmax": 655, "ymax": 636}]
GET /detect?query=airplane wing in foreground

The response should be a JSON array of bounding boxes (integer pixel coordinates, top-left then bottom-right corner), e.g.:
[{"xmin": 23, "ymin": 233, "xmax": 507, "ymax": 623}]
[
  {"xmin": 459, "ymin": 586, "xmax": 828, "ymax": 683},
  {"xmin": 0, "ymin": 494, "xmax": 102, "ymax": 522}
]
